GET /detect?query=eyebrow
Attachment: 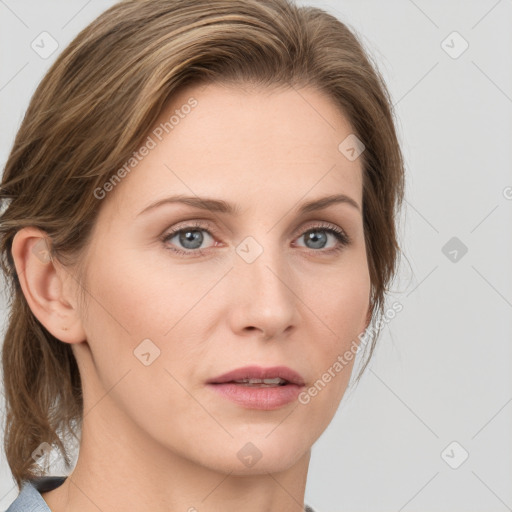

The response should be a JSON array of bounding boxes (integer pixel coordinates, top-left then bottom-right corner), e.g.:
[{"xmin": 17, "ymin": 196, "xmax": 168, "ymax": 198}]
[{"xmin": 137, "ymin": 193, "xmax": 361, "ymax": 217}]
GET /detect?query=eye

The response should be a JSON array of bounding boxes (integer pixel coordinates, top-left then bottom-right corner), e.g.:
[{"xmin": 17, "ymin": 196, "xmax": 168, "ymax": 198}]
[
  {"xmin": 294, "ymin": 223, "xmax": 351, "ymax": 254},
  {"xmin": 161, "ymin": 221, "xmax": 216, "ymax": 257},
  {"xmin": 160, "ymin": 221, "xmax": 351, "ymax": 257}
]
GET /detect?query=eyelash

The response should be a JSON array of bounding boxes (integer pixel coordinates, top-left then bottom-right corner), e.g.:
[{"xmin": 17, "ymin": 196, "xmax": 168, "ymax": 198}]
[{"xmin": 160, "ymin": 221, "xmax": 351, "ymax": 257}]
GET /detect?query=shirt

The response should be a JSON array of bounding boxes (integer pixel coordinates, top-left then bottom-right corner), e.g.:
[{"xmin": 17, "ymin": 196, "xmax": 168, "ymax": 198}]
[{"xmin": 4, "ymin": 476, "xmax": 319, "ymax": 512}]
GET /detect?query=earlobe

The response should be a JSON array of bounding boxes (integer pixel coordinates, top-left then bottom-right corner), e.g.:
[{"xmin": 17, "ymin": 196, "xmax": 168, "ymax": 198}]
[{"xmin": 11, "ymin": 227, "xmax": 86, "ymax": 344}]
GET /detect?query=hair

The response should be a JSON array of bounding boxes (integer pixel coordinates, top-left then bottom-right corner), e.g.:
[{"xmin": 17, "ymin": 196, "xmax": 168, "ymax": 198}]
[{"xmin": 0, "ymin": 0, "xmax": 405, "ymax": 489}]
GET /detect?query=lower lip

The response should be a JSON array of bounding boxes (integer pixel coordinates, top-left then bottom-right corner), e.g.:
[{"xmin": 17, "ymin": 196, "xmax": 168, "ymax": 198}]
[{"xmin": 206, "ymin": 383, "xmax": 304, "ymax": 410}]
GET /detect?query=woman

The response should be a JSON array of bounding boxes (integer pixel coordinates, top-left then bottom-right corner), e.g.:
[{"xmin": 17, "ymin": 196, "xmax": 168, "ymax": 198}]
[{"xmin": 0, "ymin": 0, "xmax": 404, "ymax": 510}]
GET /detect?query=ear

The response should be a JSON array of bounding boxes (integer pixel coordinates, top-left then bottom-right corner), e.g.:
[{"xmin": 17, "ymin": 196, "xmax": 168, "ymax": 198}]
[{"xmin": 11, "ymin": 227, "xmax": 86, "ymax": 344}]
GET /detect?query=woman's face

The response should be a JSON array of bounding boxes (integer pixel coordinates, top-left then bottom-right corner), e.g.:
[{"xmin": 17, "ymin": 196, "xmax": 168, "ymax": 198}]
[{"xmin": 72, "ymin": 82, "xmax": 371, "ymax": 474}]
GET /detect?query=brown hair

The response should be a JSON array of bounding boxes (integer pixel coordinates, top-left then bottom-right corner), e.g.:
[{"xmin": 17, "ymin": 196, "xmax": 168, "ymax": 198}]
[{"xmin": 0, "ymin": 0, "xmax": 404, "ymax": 488}]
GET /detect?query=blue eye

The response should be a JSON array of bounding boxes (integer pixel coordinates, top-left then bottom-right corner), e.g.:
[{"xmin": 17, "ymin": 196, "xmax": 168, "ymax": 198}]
[
  {"xmin": 161, "ymin": 222, "xmax": 216, "ymax": 257},
  {"xmin": 297, "ymin": 226, "xmax": 350, "ymax": 252},
  {"xmin": 161, "ymin": 221, "xmax": 350, "ymax": 257}
]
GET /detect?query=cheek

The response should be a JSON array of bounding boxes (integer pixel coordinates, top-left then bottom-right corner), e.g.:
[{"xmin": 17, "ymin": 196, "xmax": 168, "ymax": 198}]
[
  {"xmin": 83, "ymin": 245, "xmax": 201, "ymax": 340},
  {"xmin": 78, "ymin": 243, "xmax": 225, "ymax": 387},
  {"xmin": 77, "ymin": 253, "xmax": 203, "ymax": 429},
  {"xmin": 75, "ymin": 247, "xmax": 171, "ymax": 382},
  {"xmin": 310, "ymin": 255, "xmax": 371, "ymax": 341},
  {"xmin": 301, "ymin": 255, "xmax": 370, "ymax": 407}
]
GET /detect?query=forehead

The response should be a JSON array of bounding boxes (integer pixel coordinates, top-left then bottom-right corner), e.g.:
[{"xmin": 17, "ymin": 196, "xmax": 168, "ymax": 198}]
[{"xmin": 101, "ymin": 82, "xmax": 363, "ymax": 219}]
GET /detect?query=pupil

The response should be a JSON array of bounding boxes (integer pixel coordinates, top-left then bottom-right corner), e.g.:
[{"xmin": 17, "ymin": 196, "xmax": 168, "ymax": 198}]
[
  {"xmin": 306, "ymin": 230, "xmax": 327, "ymax": 249},
  {"xmin": 180, "ymin": 230, "xmax": 203, "ymax": 249}
]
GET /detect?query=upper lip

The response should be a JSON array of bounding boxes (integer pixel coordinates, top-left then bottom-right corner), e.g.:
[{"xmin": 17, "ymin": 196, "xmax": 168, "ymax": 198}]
[{"xmin": 207, "ymin": 365, "xmax": 305, "ymax": 386}]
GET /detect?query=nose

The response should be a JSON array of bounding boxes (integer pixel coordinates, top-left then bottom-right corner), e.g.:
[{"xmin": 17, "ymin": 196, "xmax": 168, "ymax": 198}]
[{"xmin": 227, "ymin": 242, "xmax": 299, "ymax": 341}]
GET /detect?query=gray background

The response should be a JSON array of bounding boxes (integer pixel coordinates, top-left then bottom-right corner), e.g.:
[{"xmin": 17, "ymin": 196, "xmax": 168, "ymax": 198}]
[{"xmin": 0, "ymin": 1, "xmax": 511, "ymax": 511}]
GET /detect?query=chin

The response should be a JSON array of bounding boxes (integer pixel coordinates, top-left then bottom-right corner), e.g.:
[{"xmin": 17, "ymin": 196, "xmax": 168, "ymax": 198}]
[{"xmin": 208, "ymin": 431, "xmax": 311, "ymax": 475}]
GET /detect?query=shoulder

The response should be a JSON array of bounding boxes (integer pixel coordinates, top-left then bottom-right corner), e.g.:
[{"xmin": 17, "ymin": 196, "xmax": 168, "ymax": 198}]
[{"xmin": 4, "ymin": 476, "xmax": 67, "ymax": 512}]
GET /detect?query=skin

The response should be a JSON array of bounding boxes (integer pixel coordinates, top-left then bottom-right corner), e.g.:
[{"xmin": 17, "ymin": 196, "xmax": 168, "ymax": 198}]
[{"xmin": 12, "ymin": 82, "xmax": 371, "ymax": 512}]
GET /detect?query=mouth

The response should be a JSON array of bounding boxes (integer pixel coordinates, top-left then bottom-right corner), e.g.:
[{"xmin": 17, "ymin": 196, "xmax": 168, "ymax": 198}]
[
  {"xmin": 224, "ymin": 377, "xmax": 289, "ymax": 387},
  {"xmin": 207, "ymin": 364, "xmax": 305, "ymax": 386},
  {"xmin": 206, "ymin": 365, "xmax": 306, "ymax": 410}
]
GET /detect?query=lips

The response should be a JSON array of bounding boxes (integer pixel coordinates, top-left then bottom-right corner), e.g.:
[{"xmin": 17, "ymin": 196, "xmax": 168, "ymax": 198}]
[
  {"xmin": 207, "ymin": 365, "xmax": 305, "ymax": 386},
  {"xmin": 206, "ymin": 365, "xmax": 306, "ymax": 410}
]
